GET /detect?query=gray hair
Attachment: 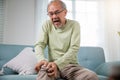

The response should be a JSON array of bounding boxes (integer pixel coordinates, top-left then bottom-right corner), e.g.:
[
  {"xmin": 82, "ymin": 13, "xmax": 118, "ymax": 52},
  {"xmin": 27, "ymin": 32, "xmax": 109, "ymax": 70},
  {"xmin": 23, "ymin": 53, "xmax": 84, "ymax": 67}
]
[{"xmin": 47, "ymin": 0, "xmax": 67, "ymax": 12}]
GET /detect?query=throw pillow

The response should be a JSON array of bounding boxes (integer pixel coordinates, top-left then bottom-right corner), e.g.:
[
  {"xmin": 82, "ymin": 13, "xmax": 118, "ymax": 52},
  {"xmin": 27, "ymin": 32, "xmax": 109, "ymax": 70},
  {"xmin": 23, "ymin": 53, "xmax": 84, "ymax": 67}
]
[{"xmin": 3, "ymin": 47, "xmax": 37, "ymax": 75}]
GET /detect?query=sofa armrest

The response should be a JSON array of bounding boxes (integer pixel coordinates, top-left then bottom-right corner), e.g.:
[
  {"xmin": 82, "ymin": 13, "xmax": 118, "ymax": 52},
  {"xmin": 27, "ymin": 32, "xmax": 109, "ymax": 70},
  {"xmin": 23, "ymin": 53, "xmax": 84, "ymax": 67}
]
[{"xmin": 95, "ymin": 61, "xmax": 120, "ymax": 76}]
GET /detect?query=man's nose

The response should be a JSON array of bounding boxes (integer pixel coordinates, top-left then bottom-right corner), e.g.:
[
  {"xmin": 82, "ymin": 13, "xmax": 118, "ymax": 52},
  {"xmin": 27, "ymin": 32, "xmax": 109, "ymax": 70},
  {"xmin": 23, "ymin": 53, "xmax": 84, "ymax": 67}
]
[{"xmin": 52, "ymin": 14, "xmax": 58, "ymax": 18}]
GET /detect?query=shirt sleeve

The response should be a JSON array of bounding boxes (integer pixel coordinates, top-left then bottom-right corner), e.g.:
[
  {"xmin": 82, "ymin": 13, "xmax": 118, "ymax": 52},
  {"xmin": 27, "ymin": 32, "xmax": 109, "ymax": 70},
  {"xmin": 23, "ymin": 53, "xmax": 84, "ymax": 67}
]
[
  {"xmin": 34, "ymin": 22, "xmax": 48, "ymax": 62},
  {"xmin": 54, "ymin": 22, "xmax": 80, "ymax": 70}
]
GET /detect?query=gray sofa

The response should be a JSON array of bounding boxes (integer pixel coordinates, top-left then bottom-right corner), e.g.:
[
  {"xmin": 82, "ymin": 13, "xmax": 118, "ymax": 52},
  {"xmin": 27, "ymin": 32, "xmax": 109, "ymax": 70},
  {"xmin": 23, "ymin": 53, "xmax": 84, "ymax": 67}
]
[{"xmin": 0, "ymin": 44, "xmax": 120, "ymax": 80}]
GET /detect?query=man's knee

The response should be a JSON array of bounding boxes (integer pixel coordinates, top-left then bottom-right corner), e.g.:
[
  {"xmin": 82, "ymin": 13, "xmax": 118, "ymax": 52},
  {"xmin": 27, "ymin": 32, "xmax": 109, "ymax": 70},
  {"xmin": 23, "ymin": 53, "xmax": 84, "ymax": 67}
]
[
  {"xmin": 36, "ymin": 70, "xmax": 47, "ymax": 80},
  {"xmin": 86, "ymin": 69, "xmax": 98, "ymax": 80}
]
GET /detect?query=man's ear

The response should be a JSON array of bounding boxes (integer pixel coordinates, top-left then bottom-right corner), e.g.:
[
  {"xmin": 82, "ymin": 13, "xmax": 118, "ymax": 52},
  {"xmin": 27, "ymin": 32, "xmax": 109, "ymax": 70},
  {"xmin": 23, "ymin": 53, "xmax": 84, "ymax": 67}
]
[{"xmin": 64, "ymin": 10, "xmax": 67, "ymax": 16}]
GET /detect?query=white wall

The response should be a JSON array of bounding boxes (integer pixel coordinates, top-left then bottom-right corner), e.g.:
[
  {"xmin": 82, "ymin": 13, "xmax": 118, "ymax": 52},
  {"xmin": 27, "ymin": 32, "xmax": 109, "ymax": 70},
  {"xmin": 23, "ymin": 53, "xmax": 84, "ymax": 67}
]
[
  {"xmin": 3, "ymin": 0, "xmax": 35, "ymax": 45},
  {"xmin": 104, "ymin": 0, "xmax": 120, "ymax": 61}
]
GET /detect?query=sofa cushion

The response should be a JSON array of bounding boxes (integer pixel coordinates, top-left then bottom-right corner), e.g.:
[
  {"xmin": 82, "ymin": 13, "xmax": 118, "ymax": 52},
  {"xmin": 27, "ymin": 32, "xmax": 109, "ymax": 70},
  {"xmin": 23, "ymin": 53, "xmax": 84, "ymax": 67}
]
[
  {"xmin": 98, "ymin": 75, "xmax": 108, "ymax": 80},
  {"xmin": 95, "ymin": 61, "xmax": 120, "ymax": 76},
  {"xmin": 77, "ymin": 47, "xmax": 105, "ymax": 71},
  {"xmin": 0, "ymin": 75, "xmax": 37, "ymax": 80},
  {"xmin": 3, "ymin": 47, "xmax": 37, "ymax": 75},
  {"xmin": 2, "ymin": 67, "xmax": 17, "ymax": 75}
]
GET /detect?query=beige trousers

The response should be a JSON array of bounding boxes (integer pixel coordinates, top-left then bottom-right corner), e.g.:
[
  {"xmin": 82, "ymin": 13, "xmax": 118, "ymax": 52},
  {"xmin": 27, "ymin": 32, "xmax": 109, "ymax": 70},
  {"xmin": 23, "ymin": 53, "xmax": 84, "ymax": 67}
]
[{"xmin": 36, "ymin": 64, "xmax": 99, "ymax": 80}]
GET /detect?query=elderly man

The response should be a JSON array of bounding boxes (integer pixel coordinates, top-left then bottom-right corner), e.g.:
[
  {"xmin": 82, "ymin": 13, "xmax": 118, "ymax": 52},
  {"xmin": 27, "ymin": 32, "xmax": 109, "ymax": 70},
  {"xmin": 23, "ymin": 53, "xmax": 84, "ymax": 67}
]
[{"xmin": 35, "ymin": 0, "xmax": 98, "ymax": 80}]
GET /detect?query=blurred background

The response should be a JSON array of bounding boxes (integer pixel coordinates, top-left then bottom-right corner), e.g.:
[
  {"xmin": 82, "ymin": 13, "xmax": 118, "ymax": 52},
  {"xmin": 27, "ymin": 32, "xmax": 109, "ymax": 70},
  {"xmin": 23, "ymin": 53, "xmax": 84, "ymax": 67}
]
[{"xmin": 0, "ymin": 0, "xmax": 120, "ymax": 62}]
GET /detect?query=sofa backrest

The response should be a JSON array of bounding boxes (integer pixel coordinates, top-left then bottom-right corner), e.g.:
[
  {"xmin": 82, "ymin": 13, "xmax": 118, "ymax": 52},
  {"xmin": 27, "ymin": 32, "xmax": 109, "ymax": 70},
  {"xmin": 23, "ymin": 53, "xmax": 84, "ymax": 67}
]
[{"xmin": 78, "ymin": 47, "xmax": 105, "ymax": 71}]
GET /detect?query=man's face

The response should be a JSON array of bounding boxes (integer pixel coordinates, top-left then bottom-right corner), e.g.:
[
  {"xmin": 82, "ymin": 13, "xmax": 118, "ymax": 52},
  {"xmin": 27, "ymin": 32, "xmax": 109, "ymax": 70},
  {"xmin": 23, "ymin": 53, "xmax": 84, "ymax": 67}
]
[{"xmin": 47, "ymin": 2, "xmax": 67, "ymax": 28}]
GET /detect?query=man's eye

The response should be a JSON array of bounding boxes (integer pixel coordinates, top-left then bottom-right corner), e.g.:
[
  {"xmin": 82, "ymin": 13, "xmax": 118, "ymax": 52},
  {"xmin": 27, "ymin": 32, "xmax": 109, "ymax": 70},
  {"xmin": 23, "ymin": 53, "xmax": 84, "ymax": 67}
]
[
  {"xmin": 49, "ymin": 13, "xmax": 53, "ymax": 15},
  {"xmin": 55, "ymin": 11, "xmax": 60, "ymax": 14}
]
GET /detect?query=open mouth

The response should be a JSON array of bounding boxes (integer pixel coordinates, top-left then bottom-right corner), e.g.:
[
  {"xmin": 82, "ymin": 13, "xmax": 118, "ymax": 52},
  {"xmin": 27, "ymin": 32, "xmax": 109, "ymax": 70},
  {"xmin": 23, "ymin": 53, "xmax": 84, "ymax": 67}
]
[{"xmin": 53, "ymin": 18, "xmax": 60, "ymax": 24}]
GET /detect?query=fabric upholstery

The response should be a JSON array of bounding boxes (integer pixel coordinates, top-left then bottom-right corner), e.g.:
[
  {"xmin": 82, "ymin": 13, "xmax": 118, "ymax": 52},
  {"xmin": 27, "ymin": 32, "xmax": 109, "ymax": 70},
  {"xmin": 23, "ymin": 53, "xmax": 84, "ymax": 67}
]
[
  {"xmin": 95, "ymin": 61, "xmax": 120, "ymax": 76},
  {"xmin": 78, "ymin": 47, "xmax": 105, "ymax": 71},
  {"xmin": 0, "ymin": 44, "xmax": 119, "ymax": 80},
  {"xmin": 3, "ymin": 47, "xmax": 37, "ymax": 75}
]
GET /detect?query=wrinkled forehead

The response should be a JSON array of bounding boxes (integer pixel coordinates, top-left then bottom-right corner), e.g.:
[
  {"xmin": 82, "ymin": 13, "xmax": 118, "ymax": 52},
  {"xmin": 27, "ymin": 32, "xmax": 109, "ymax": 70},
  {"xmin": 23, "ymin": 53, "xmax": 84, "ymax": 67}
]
[{"xmin": 48, "ymin": 2, "xmax": 63, "ymax": 12}]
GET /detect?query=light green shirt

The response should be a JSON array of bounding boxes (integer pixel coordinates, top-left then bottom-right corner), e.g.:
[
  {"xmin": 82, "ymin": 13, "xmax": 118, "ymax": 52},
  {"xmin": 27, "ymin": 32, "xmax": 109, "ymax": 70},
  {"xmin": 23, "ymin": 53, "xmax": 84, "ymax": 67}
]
[{"xmin": 35, "ymin": 19, "xmax": 80, "ymax": 70}]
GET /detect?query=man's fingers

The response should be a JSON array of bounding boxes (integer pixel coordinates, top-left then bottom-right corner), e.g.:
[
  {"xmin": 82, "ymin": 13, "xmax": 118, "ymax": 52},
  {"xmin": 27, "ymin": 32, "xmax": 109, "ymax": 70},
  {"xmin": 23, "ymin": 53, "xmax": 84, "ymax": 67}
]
[
  {"xmin": 43, "ymin": 61, "xmax": 48, "ymax": 67},
  {"xmin": 40, "ymin": 60, "xmax": 48, "ymax": 67},
  {"xmin": 47, "ymin": 71, "xmax": 55, "ymax": 76},
  {"xmin": 35, "ymin": 66, "xmax": 40, "ymax": 72},
  {"xmin": 35, "ymin": 60, "xmax": 48, "ymax": 72},
  {"xmin": 47, "ymin": 63, "xmax": 52, "ymax": 69},
  {"xmin": 47, "ymin": 67, "xmax": 54, "ymax": 73}
]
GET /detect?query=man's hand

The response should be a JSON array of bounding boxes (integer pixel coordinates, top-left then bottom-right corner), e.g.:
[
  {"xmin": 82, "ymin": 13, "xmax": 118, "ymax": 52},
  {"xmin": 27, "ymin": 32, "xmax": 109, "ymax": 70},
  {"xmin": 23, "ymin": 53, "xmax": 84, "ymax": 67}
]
[
  {"xmin": 35, "ymin": 61, "xmax": 58, "ymax": 78},
  {"xmin": 46, "ymin": 62, "xmax": 58, "ymax": 77},
  {"xmin": 35, "ymin": 60, "xmax": 48, "ymax": 73}
]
